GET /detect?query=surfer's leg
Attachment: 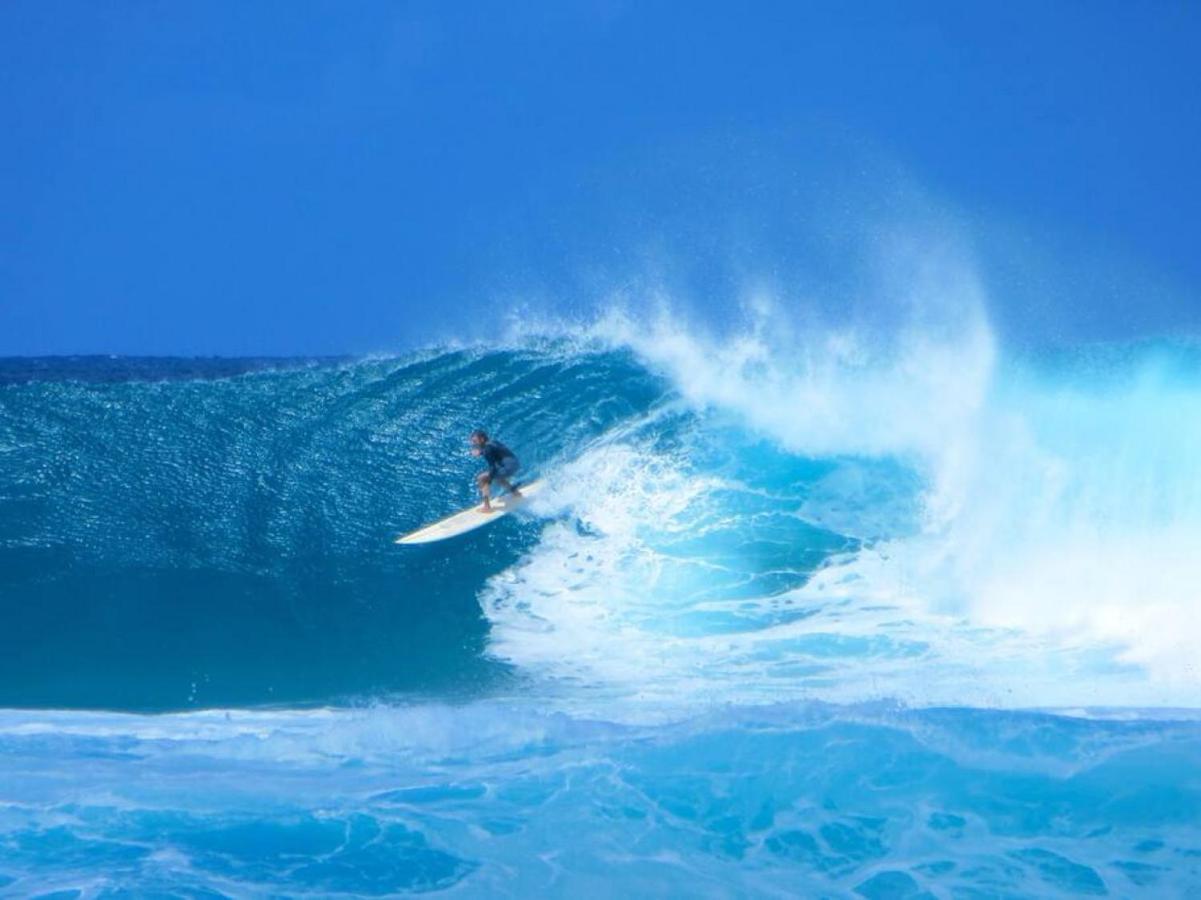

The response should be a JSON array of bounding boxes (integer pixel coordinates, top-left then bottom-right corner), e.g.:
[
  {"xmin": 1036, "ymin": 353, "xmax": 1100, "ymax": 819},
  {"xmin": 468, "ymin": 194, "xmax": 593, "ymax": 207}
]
[
  {"xmin": 476, "ymin": 471, "xmax": 493, "ymax": 512},
  {"xmin": 497, "ymin": 458, "xmax": 521, "ymax": 496}
]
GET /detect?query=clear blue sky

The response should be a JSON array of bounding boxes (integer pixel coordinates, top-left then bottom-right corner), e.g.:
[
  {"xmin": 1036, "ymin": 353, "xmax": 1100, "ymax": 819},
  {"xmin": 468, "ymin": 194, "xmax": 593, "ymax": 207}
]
[{"xmin": 3, "ymin": 0, "xmax": 1199, "ymax": 355}]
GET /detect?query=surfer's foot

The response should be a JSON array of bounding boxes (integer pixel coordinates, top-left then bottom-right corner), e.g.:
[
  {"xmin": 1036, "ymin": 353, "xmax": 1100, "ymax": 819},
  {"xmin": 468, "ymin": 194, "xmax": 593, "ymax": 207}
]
[{"xmin": 480, "ymin": 504, "xmax": 494, "ymax": 514}]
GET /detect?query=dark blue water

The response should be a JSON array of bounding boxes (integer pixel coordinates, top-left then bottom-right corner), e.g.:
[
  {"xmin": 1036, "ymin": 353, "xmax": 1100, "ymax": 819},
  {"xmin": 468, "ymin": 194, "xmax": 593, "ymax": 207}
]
[{"xmin": 0, "ymin": 350, "xmax": 658, "ymax": 709}]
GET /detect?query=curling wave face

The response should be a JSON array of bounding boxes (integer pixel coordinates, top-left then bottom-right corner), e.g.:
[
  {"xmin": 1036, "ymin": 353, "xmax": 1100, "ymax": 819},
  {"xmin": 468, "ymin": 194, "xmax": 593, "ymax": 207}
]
[{"xmin": 3, "ymin": 325, "xmax": 1201, "ymax": 714}]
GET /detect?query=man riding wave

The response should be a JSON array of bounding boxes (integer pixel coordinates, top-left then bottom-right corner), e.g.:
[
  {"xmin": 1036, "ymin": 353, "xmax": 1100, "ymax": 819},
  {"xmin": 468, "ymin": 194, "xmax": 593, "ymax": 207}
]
[{"xmin": 469, "ymin": 429, "xmax": 521, "ymax": 513}]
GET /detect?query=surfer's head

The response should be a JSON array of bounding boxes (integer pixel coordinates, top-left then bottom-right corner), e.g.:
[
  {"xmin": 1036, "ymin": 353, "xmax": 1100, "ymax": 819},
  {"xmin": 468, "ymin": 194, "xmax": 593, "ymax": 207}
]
[{"xmin": 470, "ymin": 429, "xmax": 488, "ymax": 446}]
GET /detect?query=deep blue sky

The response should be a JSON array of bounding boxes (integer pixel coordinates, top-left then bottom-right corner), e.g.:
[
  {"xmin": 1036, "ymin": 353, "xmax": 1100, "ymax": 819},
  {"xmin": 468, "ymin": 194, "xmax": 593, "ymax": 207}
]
[{"xmin": 3, "ymin": 0, "xmax": 1199, "ymax": 355}]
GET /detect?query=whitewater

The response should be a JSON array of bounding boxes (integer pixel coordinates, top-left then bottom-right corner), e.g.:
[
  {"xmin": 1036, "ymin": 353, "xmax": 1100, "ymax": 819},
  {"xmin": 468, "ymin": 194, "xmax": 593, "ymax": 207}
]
[{"xmin": 2, "ymin": 290, "xmax": 1200, "ymax": 894}]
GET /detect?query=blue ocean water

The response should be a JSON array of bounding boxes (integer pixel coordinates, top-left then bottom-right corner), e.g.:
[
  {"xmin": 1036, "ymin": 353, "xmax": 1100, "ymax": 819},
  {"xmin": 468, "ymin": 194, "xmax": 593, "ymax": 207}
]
[{"xmin": 2, "ymin": 327, "xmax": 1200, "ymax": 895}]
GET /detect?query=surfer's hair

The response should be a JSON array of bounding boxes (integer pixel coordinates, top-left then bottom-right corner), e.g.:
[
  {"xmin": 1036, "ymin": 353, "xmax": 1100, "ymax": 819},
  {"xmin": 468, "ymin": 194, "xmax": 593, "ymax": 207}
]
[{"xmin": 471, "ymin": 429, "xmax": 488, "ymax": 441}]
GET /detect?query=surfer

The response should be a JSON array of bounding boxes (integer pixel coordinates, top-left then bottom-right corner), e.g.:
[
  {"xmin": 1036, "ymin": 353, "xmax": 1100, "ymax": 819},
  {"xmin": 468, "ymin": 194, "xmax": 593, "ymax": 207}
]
[{"xmin": 470, "ymin": 429, "xmax": 521, "ymax": 513}]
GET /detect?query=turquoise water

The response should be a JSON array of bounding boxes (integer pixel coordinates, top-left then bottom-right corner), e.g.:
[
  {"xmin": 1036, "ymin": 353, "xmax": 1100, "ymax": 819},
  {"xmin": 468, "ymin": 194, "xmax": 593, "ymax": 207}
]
[{"xmin": 2, "ymin": 337, "xmax": 1200, "ymax": 895}]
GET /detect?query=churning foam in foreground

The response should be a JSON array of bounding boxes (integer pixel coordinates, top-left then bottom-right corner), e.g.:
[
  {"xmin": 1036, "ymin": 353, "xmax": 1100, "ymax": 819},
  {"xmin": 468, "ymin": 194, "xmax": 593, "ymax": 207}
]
[
  {"xmin": 483, "ymin": 252, "xmax": 1201, "ymax": 712},
  {"xmin": 4, "ymin": 701, "xmax": 1200, "ymax": 896}
]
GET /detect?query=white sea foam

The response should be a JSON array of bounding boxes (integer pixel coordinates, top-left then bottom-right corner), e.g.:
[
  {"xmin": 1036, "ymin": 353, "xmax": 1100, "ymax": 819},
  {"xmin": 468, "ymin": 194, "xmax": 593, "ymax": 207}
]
[{"xmin": 482, "ymin": 240, "xmax": 1201, "ymax": 711}]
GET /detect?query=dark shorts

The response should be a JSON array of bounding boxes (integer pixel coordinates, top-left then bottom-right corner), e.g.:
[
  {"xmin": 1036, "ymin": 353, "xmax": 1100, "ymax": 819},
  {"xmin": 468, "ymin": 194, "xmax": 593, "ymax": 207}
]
[{"xmin": 488, "ymin": 456, "xmax": 519, "ymax": 480}]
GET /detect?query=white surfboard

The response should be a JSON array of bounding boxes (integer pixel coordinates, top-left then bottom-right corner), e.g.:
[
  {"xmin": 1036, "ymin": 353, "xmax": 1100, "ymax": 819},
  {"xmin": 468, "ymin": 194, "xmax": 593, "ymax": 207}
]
[{"xmin": 394, "ymin": 480, "xmax": 543, "ymax": 545}]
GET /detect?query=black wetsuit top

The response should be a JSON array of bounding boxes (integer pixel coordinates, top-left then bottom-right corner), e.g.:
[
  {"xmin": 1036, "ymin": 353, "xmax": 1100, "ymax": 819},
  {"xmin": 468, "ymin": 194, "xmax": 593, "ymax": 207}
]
[{"xmin": 481, "ymin": 440, "xmax": 517, "ymax": 473}]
